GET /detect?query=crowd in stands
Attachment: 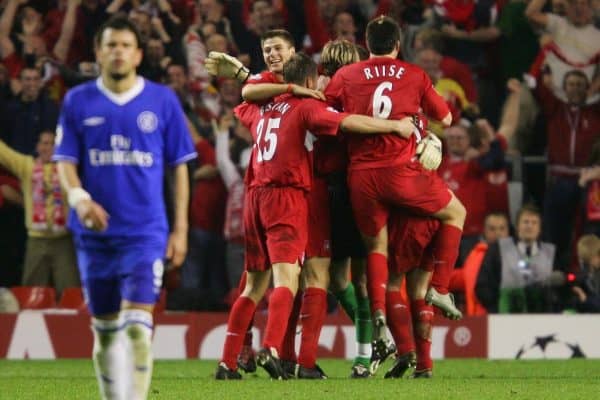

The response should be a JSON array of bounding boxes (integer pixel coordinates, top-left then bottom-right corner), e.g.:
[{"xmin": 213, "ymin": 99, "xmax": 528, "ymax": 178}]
[{"xmin": 0, "ymin": 0, "xmax": 599, "ymax": 314}]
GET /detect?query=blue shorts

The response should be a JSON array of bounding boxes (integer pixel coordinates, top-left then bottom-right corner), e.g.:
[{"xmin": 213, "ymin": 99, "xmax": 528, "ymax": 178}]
[{"xmin": 75, "ymin": 236, "xmax": 166, "ymax": 316}]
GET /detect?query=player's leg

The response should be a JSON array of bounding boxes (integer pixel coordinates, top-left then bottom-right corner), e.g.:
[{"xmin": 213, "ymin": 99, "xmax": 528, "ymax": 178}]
[
  {"xmin": 75, "ymin": 241, "xmax": 127, "ymax": 400},
  {"xmin": 119, "ymin": 246, "xmax": 168, "ymax": 399},
  {"xmin": 407, "ymin": 268, "xmax": 434, "ymax": 378},
  {"xmin": 427, "ymin": 192, "xmax": 466, "ymax": 319},
  {"xmin": 330, "ymin": 258, "xmax": 357, "ymax": 322},
  {"xmin": 218, "ymin": 269, "xmax": 271, "ymax": 379},
  {"xmin": 296, "ymin": 256, "xmax": 329, "ymax": 379},
  {"xmin": 234, "ymin": 271, "xmax": 257, "ymax": 373},
  {"xmin": 349, "ymin": 257, "xmax": 373, "ymax": 377},
  {"xmin": 258, "ymin": 261, "xmax": 300, "ymax": 379}
]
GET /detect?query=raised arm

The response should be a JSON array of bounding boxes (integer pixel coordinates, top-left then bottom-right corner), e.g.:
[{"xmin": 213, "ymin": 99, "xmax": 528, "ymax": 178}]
[
  {"xmin": 497, "ymin": 79, "xmax": 522, "ymax": 143},
  {"xmin": 213, "ymin": 117, "xmax": 241, "ymax": 190},
  {"xmin": 53, "ymin": 0, "xmax": 80, "ymax": 63},
  {"xmin": 525, "ymin": 0, "xmax": 549, "ymax": 29},
  {"xmin": 0, "ymin": 0, "xmax": 25, "ymax": 57}
]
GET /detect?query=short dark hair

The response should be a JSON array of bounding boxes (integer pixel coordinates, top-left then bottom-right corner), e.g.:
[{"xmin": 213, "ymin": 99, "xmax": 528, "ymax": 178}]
[
  {"xmin": 366, "ymin": 16, "xmax": 401, "ymax": 55},
  {"xmin": 563, "ymin": 69, "xmax": 589, "ymax": 88},
  {"xmin": 260, "ymin": 29, "xmax": 295, "ymax": 48},
  {"xmin": 283, "ymin": 53, "xmax": 317, "ymax": 85},
  {"xmin": 516, "ymin": 203, "xmax": 541, "ymax": 224},
  {"xmin": 94, "ymin": 15, "xmax": 143, "ymax": 49}
]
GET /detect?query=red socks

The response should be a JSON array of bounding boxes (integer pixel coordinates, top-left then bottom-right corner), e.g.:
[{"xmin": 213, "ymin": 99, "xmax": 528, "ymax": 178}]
[
  {"xmin": 297, "ymin": 288, "xmax": 327, "ymax": 369},
  {"xmin": 429, "ymin": 224, "xmax": 462, "ymax": 294},
  {"xmin": 411, "ymin": 299, "xmax": 434, "ymax": 371},
  {"xmin": 221, "ymin": 296, "xmax": 257, "ymax": 370},
  {"xmin": 280, "ymin": 291, "xmax": 303, "ymax": 362},
  {"xmin": 367, "ymin": 253, "xmax": 388, "ymax": 315},
  {"xmin": 262, "ymin": 287, "xmax": 294, "ymax": 352},
  {"xmin": 386, "ymin": 290, "xmax": 414, "ymax": 355}
]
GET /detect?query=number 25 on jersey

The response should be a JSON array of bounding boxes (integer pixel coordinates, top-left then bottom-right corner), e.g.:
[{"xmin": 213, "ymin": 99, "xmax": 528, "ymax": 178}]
[{"xmin": 255, "ymin": 117, "xmax": 279, "ymax": 162}]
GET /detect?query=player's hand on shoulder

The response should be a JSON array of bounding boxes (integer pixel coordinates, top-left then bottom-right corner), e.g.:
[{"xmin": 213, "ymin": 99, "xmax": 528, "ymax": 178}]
[
  {"xmin": 416, "ymin": 132, "xmax": 443, "ymax": 171},
  {"xmin": 290, "ymin": 84, "xmax": 326, "ymax": 101},
  {"xmin": 166, "ymin": 229, "xmax": 187, "ymax": 268},
  {"xmin": 75, "ymin": 199, "xmax": 109, "ymax": 232}
]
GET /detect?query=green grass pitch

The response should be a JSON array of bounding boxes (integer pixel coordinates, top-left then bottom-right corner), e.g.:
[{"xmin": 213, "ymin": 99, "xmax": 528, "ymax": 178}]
[{"xmin": 1, "ymin": 359, "xmax": 599, "ymax": 399}]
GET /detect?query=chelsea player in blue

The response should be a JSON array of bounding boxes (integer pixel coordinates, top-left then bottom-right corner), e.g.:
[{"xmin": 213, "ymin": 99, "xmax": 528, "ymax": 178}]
[{"xmin": 53, "ymin": 17, "xmax": 195, "ymax": 400}]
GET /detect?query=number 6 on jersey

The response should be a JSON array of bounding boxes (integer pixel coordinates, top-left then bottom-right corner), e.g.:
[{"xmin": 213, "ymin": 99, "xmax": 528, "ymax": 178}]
[{"xmin": 255, "ymin": 117, "xmax": 280, "ymax": 162}]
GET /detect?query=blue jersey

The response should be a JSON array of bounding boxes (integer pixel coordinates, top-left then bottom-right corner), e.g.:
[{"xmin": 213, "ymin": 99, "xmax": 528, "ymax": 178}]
[{"xmin": 53, "ymin": 77, "xmax": 196, "ymax": 242}]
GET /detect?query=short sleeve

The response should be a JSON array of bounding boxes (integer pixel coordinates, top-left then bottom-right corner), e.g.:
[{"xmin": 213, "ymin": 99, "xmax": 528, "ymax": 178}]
[
  {"xmin": 302, "ymin": 99, "xmax": 347, "ymax": 136},
  {"xmin": 163, "ymin": 89, "xmax": 197, "ymax": 166},
  {"xmin": 324, "ymin": 71, "xmax": 345, "ymax": 111},
  {"xmin": 234, "ymin": 101, "xmax": 260, "ymax": 130},
  {"xmin": 52, "ymin": 91, "xmax": 81, "ymax": 164}
]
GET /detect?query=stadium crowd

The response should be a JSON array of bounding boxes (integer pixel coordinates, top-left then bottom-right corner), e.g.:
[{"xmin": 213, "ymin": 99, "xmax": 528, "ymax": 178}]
[{"xmin": 0, "ymin": 0, "xmax": 599, "ymax": 314}]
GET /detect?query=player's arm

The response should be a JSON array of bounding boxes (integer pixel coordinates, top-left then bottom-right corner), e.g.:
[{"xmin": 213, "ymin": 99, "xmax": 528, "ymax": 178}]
[
  {"xmin": 422, "ymin": 86, "xmax": 452, "ymax": 127},
  {"xmin": 56, "ymin": 161, "xmax": 109, "ymax": 231},
  {"xmin": 525, "ymin": 0, "xmax": 549, "ymax": 29},
  {"xmin": 166, "ymin": 162, "xmax": 189, "ymax": 268},
  {"xmin": 340, "ymin": 114, "xmax": 417, "ymax": 138},
  {"xmin": 242, "ymin": 82, "xmax": 325, "ymax": 102}
]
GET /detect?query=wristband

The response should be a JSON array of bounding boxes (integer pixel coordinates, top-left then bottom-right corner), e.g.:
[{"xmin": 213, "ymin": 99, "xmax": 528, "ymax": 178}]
[
  {"xmin": 68, "ymin": 187, "xmax": 91, "ymax": 208},
  {"xmin": 235, "ymin": 65, "xmax": 250, "ymax": 81}
]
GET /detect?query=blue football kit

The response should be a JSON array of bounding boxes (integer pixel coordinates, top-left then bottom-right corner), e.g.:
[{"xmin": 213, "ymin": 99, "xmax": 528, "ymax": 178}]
[{"xmin": 53, "ymin": 77, "xmax": 196, "ymax": 315}]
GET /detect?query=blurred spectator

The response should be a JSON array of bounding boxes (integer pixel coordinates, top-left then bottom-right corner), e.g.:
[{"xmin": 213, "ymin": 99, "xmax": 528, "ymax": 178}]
[
  {"xmin": 0, "ymin": 132, "xmax": 79, "ymax": 298},
  {"xmin": 439, "ymin": 79, "xmax": 521, "ymax": 263},
  {"xmin": 165, "ymin": 62, "xmax": 204, "ymax": 132},
  {"xmin": 0, "ymin": 66, "xmax": 59, "ymax": 155},
  {"xmin": 534, "ymin": 70, "xmax": 600, "ymax": 267},
  {"xmin": 571, "ymin": 234, "xmax": 600, "ymax": 312},
  {"xmin": 214, "ymin": 113, "xmax": 251, "ymax": 298},
  {"xmin": 526, "ymin": 0, "xmax": 600, "ymax": 104},
  {"xmin": 579, "ymin": 139, "xmax": 600, "ymax": 236},
  {"xmin": 415, "ymin": 46, "xmax": 476, "ymax": 135},
  {"xmin": 139, "ymin": 36, "xmax": 170, "ymax": 81},
  {"xmin": 450, "ymin": 211, "xmax": 511, "ymax": 315},
  {"xmin": 181, "ymin": 133, "xmax": 228, "ymax": 299},
  {"xmin": 413, "ymin": 29, "xmax": 478, "ymax": 103},
  {"xmin": 476, "ymin": 204, "xmax": 564, "ymax": 313}
]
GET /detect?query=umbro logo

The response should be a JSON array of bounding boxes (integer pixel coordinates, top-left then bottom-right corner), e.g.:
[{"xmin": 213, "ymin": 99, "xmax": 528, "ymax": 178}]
[{"xmin": 83, "ymin": 116, "xmax": 105, "ymax": 126}]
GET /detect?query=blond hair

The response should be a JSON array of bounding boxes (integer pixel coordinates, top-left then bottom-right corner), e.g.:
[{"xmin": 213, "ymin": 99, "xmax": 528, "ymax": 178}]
[
  {"xmin": 577, "ymin": 234, "xmax": 600, "ymax": 263},
  {"xmin": 320, "ymin": 40, "xmax": 359, "ymax": 77}
]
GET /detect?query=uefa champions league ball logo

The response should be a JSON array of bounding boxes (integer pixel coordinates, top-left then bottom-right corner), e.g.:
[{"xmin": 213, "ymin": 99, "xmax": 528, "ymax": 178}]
[
  {"xmin": 515, "ymin": 334, "xmax": 586, "ymax": 359},
  {"xmin": 137, "ymin": 111, "xmax": 158, "ymax": 133}
]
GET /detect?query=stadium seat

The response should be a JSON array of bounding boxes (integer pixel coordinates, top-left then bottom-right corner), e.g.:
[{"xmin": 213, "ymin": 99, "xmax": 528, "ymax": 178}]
[
  {"xmin": 58, "ymin": 287, "xmax": 87, "ymax": 311},
  {"xmin": 10, "ymin": 286, "xmax": 56, "ymax": 309}
]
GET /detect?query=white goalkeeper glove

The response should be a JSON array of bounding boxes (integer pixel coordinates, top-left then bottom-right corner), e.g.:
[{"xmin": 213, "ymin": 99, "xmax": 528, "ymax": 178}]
[
  {"xmin": 416, "ymin": 133, "xmax": 443, "ymax": 171},
  {"xmin": 204, "ymin": 51, "xmax": 250, "ymax": 82}
]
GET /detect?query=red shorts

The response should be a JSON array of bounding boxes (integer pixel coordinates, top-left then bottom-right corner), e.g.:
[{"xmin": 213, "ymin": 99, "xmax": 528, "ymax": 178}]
[
  {"xmin": 348, "ymin": 161, "xmax": 451, "ymax": 237},
  {"xmin": 388, "ymin": 211, "xmax": 440, "ymax": 274},
  {"xmin": 306, "ymin": 176, "xmax": 331, "ymax": 259},
  {"xmin": 244, "ymin": 187, "xmax": 308, "ymax": 272}
]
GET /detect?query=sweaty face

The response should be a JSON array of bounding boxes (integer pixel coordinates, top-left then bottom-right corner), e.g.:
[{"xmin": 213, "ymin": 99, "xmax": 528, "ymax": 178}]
[
  {"xmin": 262, "ymin": 37, "xmax": 295, "ymax": 74},
  {"xmin": 96, "ymin": 28, "xmax": 142, "ymax": 81}
]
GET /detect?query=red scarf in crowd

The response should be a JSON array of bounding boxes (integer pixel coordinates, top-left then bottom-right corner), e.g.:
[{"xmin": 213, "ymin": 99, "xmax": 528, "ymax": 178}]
[{"xmin": 31, "ymin": 161, "xmax": 66, "ymax": 232}]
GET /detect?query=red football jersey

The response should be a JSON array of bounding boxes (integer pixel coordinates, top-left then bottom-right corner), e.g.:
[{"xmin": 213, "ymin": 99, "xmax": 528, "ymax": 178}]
[
  {"xmin": 325, "ymin": 57, "xmax": 449, "ymax": 170},
  {"xmin": 235, "ymin": 94, "xmax": 348, "ymax": 191}
]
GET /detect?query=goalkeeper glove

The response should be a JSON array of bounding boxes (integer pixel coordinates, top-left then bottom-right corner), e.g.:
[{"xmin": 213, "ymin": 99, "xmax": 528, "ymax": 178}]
[
  {"xmin": 416, "ymin": 133, "xmax": 443, "ymax": 171},
  {"xmin": 204, "ymin": 51, "xmax": 250, "ymax": 82}
]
